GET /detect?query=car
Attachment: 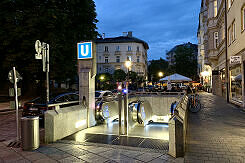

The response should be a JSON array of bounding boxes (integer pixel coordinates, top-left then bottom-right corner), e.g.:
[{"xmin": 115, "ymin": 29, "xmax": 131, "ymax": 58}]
[
  {"xmin": 22, "ymin": 92, "xmax": 79, "ymax": 123},
  {"xmin": 95, "ymin": 90, "xmax": 115, "ymax": 102}
]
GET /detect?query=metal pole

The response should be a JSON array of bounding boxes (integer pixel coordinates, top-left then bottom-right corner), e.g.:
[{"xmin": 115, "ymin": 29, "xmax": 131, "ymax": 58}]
[
  {"xmin": 224, "ymin": 0, "xmax": 229, "ymax": 103},
  {"xmin": 46, "ymin": 44, "xmax": 49, "ymax": 104},
  {"xmin": 13, "ymin": 67, "xmax": 19, "ymax": 141},
  {"xmin": 118, "ymin": 89, "xmax": 122, "ymax": 135}
]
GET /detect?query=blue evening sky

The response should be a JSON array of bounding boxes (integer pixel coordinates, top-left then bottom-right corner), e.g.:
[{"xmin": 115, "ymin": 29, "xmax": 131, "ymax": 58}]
[{"xmin": 93, "ymin": 0, "xmax": 201, "ymax": 60}]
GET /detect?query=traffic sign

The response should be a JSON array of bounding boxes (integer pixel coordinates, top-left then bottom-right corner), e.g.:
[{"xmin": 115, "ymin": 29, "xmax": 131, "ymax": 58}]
[
  {"xmin": 8, "ymin": 70, "xmax": 22, "ymax": 83},
  {"xmin": 77, "ymin": 42, "xmax": 93, "ymax": 59},
  {"xmin": 35, "ymin": 40, "xmax": 42, "ymax": 54}
]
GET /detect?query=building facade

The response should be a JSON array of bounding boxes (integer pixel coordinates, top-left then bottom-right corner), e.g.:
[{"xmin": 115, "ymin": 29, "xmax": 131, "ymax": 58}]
[
  {"xmin": 95, "ymin": 32, "xmax": 149, "ymax": 80},
  {"xmin": 198, "ymin": 0, "xmax": 245, "ymax": 107}
]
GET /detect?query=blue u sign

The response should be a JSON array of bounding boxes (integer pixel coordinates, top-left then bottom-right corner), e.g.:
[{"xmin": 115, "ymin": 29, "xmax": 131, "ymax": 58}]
[{"xmin": 77, "ymin": 42, "xmax": 93, "ymax": 59}]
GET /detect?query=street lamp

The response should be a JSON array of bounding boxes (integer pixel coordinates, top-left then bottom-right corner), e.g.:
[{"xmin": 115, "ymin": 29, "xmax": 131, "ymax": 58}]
[
  {"xmin": 124, "ymin": 58, "xmax": 131, "ymax": 135},
  {"xmin": 100, "ymin": 75, "xmax": 105, "ymax": 90},
  {"xmin": 158, "ymin": 72, "xmax": 163, "ymax": 89}
]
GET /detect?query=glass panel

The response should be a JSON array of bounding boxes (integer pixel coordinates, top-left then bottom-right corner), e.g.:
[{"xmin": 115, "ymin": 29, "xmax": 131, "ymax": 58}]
[{"xmin": 230, "ymin": 66, "xmax": 242, "ymax": 102}]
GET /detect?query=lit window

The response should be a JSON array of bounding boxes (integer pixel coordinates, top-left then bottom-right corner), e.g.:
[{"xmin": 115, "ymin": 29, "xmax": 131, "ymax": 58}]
[
  {"xmin": 105, "ymin": 46, "xmax": 108, "ymax": 52},
  {"xmin": 128, "ymin": 46, "xmax": 132, "ymax": 51},
  {"xmin": 242, "ymin": 5, "xmax": 245, "ymax": 31},
  {"xmin": 214, "ymin": 0, "xmax": 217, "ymax": 17},
  {"xmin": 105, "ymin": 56, "xmax": 108, "ymax": 63},
  {"xmin": 116, "ymin": 56, "xmax": 120, "ymax": 63}
]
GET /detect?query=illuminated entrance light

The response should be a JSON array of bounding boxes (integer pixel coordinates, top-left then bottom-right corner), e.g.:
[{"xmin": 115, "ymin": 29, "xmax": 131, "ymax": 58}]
[{"xmin": 75, "ymin": 120, "xmax": 86, "ymax": 128}]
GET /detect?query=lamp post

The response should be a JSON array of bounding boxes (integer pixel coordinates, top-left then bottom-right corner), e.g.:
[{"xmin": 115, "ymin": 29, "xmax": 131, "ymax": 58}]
[
  {"xmin": 124, "ymin": 59, "xmax": 131, "ymax": 135},
  {"xmin": 158, "ymin": 72, "xmax": 163, "ymax": 90},
  {"xmin": 100, "ymin": 75, "xmax": 104, "ymax": 90}
]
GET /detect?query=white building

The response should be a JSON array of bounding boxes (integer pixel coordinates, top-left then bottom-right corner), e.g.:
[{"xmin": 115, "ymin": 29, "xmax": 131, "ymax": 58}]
[{"xmin": 95, "ymin": 32, "xmax": 149, "ymax": 79}]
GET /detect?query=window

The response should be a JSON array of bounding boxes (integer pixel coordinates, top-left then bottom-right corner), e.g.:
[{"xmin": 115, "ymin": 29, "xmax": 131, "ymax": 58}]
[
  {"xmin": 137, "ymin": 56, "xmax": 140, "ymax": 63},
  {"xmin": 228, "ymin": 0, "xmax": 234, "ymax": 10},
  {"xmin": 128, "ymin": 46, "xmax": 132, "ymax": 51},
  {"xmin": 230, "ymin": 66, "xmax": 242, "ymax": 102},
  {"xmin": 214, "ymin": 32, "xmax": 218, "ymax": 49},
  {"xmin": 228, "ymin": 26, "xmax": 232, "ymax": 45},
  {"xmin": 104, "ymin": 67, "xmax": 109, "ymax": 73},
  {"xmin": 242, "ymin": 5, "xmax": 245, "ymax": 31},
  {"xmin": 116, "ymin": 56, "xmax": 120, "ymax": 63},
  {"xmin": 232, "ymin": 21, "xmax": 236, "ymax": 41},
  {"xmin": 104, "ymin": 46, "xmax": 108, "ymax": 52},
  {"xmin": 116, "ymin": 46, "xmax": 120, "ymax": 51},
  {"xmin": 214, "ymin": 0, "xmax": 217, "ymax": 17},
  {"xmin": 99, "ymin": 56, "xmax": 101, "ymax": 60},
  {"xmin": 228, "ymin": 20, "xmax": 236, "ymax": 45},
  {"xmin": 105, "ymin": 56, "xmax": 108, "ymax": 63},
  {"xmin": 137, "ymin": 46, "xmax": 140, "ymax": 52}
]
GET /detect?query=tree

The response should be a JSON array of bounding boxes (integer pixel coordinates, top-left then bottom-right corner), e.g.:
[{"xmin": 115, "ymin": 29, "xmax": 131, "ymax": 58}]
[
  {"xmin": 113, "ymin": 69, "xmax": 126, "ymax": 82},
  {"xmin": 0, "ymin": 0, "xmax": 98, "ymax": 94},
  {"xmin": 148, "ymin": 58, "xmax": 169, "ymax": 82},
  {"xmin": 173, "ymin": 44, "xmax": 198, "ymax": 81}
]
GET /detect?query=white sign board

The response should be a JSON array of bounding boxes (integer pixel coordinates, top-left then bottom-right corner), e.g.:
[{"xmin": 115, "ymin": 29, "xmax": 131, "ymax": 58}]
[{"xmin": 230, "ymin": 56, "xmax": 241, "ymax": 65}]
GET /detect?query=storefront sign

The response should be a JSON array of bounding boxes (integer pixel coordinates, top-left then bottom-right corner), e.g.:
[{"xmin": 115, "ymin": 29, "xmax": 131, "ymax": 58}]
[{"xmin": 230, "ymin": 56, "xmax": 241, "ymax": 65}]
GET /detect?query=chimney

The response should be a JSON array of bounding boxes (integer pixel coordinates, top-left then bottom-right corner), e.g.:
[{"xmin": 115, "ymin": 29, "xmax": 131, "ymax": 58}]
[
  {"xmin": 128, "ymin": 31, "xmax": 132, "ymax": 37},
  {"xmin": 102, "ymin": 33, "xmax": 105, "ymax": 39},
  {"xmin": 123, "ymin": 32, "xmax": 127, "ymax": 37}
]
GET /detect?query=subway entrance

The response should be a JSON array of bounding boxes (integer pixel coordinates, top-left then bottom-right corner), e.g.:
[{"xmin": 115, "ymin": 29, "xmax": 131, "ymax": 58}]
[{"xmin": 64, "ymin": 92, "xmax": 184, "ymax": 151}]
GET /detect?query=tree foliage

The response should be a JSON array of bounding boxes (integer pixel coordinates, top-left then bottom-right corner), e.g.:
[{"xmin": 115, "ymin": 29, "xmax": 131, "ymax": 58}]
[
  {"xmin": 148, "ymin": 58, "xmax": 169, "ymax": 82},
  {"xmin": 172, "ymin": 44, "xmax": 198, "ymax": 81},
  {"xmin": 0, "ymin": 0, "xmax": 98, "ymax": 92},
  {"xmin": 113, "ymin": 69, "xmax": 126, "ymax": 82}
]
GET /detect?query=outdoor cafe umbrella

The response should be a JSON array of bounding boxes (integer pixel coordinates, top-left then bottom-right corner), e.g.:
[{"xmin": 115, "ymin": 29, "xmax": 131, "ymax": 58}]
[{"xmin": 159, "ymin": 73, "xmax": 192, "ymax": 82}]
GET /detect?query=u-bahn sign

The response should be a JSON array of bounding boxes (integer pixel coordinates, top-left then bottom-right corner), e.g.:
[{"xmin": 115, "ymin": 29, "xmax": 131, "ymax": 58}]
[
  {"xmin": 230, "ymin": 56, "xmax": 241, "ymax": 65},
  {"xmin": 77, "ymin": 42, "xmax": 93, "ymax": 59}
]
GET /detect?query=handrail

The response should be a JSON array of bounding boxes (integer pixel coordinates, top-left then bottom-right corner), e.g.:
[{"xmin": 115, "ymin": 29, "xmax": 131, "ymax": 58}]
[{"xmin": 47, "ymin": 101, "xmax": 79, "ymax": 107}]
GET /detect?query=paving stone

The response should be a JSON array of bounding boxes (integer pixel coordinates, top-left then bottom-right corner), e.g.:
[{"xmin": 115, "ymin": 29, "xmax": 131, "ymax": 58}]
[
  {"xmin": 78, "ymin": 153, "xmax": 109, "ymax": 163},
  {"xmin": 184, "ymin": 92, "xmax": 245, "ymax": 163}
]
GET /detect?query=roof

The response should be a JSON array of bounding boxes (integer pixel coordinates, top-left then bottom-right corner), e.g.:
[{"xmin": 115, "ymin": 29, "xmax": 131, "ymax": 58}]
[
  {"xmin": 95, "ymin": 36, "xmax": 149, "ymax": 49},
  {"xmin": 159, "ymin": 73, "xmax": 192, "ymax": 82}
]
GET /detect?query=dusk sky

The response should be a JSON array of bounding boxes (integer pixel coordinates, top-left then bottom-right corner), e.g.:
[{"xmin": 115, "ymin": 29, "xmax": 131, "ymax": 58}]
[{"xmin": 93, "ymin": 0, "xmax": 201, "ymax": 60}]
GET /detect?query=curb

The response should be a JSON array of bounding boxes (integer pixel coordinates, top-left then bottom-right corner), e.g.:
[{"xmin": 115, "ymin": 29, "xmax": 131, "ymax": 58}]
[{"xmin": 0, "ymin": 109, "xmax": 22, "ymax": 115}]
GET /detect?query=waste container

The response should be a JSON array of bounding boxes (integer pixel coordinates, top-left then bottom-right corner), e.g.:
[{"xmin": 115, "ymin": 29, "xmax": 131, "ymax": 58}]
[{"xmin": 21, "ymin": 116, "xmax": 39, "ymax": 151}]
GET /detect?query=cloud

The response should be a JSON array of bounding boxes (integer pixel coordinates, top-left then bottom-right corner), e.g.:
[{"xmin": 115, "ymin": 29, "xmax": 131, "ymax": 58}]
[{"xmin": 94, "ymin": 0, "xmax": 201, "ymax": 60}]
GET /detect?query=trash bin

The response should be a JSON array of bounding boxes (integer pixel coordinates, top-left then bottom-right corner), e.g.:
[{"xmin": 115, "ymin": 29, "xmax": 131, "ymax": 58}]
[{"xmin": 21, "ymin": 116, "xmax": 39, "ymax": 151}]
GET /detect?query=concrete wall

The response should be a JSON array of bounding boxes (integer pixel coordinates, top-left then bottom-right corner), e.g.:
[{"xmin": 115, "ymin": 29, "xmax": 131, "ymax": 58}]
[
  {"xmin": 168, "ymin": 95, "xmax": 189, "ymax": 158},
  {"xmin": 45, "ymin": 104, "xmax": 87, "ymax": 143},
  {"xmin": 139, "ymin": 96, "xmax": 179, "ymax": 116}
]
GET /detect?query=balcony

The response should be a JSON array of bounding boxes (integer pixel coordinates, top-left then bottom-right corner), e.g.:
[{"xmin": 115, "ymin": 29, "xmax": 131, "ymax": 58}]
[
  {"xmin": 114, "ymin": 50, "xmax": 121, "ymax": 56},
  {"xmin": 103, "ymin": 51, "xmax": 110, "ymax": 56}
]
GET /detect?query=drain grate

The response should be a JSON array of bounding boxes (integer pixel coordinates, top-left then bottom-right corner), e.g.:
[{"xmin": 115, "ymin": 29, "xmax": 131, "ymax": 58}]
[{"xmin": 72, "ymin": 133, "xmax": 169, "ymax": 150}]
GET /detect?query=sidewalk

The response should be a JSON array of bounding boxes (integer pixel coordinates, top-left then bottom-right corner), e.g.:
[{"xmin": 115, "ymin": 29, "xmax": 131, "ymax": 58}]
[
  {"xmin": 185, "ymin": 92, "xmax": 245, "ymax": 163},
  {"xmin": 0, "ymin": 140, "xmax": 182, "ymax": 163}
]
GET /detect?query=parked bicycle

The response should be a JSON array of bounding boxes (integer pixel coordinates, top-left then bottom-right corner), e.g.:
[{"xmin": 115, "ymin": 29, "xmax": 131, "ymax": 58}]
[{"xmin": 188, "ymin": 94, "xmax": 202, "ymax": 113}]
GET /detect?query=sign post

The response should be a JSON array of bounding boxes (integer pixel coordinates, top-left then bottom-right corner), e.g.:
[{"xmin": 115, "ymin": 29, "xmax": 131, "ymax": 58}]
[
  {"xmin": 35, "ymin": 40, "xmax": 50, "ymax": 105},
  {"xmin": 77, "ymin": 42, "xmax": 96, "ymax": 127}
]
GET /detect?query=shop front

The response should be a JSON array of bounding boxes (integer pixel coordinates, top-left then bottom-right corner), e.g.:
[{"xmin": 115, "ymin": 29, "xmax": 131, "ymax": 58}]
[{"xmin": 229, "ymin": 58, "xmax": 243, "ymax": 106}]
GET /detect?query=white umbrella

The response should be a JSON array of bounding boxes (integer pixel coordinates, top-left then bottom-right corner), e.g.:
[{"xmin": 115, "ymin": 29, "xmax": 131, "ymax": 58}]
[{"xmin": 159, "ymin": 73, "xmax": 192, "ymax": 82}]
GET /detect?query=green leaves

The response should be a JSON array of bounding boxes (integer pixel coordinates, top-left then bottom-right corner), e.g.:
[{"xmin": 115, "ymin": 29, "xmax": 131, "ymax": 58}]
[{"xmin": 0, "ymin": 0, "xmax": 98, "ymax": 87}]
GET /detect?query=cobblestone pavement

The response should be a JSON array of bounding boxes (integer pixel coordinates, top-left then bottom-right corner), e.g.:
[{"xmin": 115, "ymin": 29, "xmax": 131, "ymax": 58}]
[
  {"xmin": 0, "ymin": 140, "xmax": 183, "ymax": 163},
  {"xmin": 0, "ymin": 110, "xmax": 181, "ymax": 163},
  {"xmin": 185, "ymin": 92, "xmax": 245, "ymax": 163}
]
